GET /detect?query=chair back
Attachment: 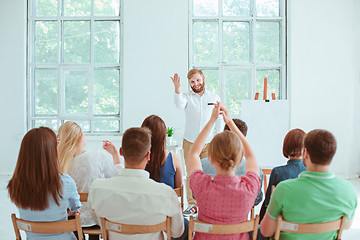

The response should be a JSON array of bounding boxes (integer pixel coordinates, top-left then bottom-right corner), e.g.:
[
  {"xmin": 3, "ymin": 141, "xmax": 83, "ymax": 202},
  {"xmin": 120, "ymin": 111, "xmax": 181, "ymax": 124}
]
[
  {"xmin": 189, "ymin": 215, "xmax": 259, "ymax": 240},
  {"xmin": 11, "ymin": 213, "xmax": 83, "ymax": 240},
  {"xmin": 79, "ymin": 192, "xmax": 89, "ymax": 202},
  {"xmin": 274, "ymin": 215, "xmax": 347, "ymax": 240},
  {"xmin": 261, "ymin": 168, "xmax": 272, "ymax": 195},
  {"xmin": 77, "ymin": 192, "xmax": 102, "ymax": 236},
  {"xmin": 100, "ymin": 216, "xmax": 171, "ymax": 240},
  {"xmin": 174, "ymin": 185, "xmax": 184, "ymax": 211}
]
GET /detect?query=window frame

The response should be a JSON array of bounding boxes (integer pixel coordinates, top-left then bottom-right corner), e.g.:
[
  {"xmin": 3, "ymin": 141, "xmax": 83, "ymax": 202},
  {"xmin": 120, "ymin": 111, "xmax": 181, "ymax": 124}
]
[
  {"xmin": 189, "ymin": 0, "xmax": 287, "ymax": 117},
  {"xmin": 27, "ymin": 0, "xmax": 123, "ymax": 135}
]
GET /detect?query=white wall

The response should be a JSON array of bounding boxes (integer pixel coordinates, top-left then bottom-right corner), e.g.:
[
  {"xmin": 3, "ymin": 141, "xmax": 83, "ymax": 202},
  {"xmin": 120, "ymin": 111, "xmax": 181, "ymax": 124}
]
[
  {"xmin": 0, "ymin": 0, "xmax": 359, "ymax": 178},
  {"xmin": 0, "ymin": 0, "xmax": 27, "ymax": 175},
  {"xmin": 288, "ymin": 0, "xmax": 360, "ymax": 178}
]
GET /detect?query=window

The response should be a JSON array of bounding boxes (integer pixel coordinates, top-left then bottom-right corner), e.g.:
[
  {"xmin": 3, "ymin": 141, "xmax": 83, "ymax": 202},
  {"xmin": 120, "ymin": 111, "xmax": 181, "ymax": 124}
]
[
  {"xmin": 189, "ymin": 0, "xmax": 286, "ymax": 116},
  {"xmin": 28, "ymin": 0, "xmax": 122, "ymax": 134}
]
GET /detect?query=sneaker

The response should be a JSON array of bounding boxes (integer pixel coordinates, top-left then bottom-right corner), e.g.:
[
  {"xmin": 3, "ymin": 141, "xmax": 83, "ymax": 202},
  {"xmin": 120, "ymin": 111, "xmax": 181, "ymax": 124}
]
[{"xmin": 183, "ymin": 205, "xmax": 198, "ymax": 215}]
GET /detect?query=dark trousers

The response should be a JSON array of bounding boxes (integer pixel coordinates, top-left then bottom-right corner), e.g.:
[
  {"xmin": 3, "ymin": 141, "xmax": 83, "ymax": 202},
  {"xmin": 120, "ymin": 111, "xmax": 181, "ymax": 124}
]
[{"xmin": 172, "ymin": 218, "xmax": 189, "ymax": 240}]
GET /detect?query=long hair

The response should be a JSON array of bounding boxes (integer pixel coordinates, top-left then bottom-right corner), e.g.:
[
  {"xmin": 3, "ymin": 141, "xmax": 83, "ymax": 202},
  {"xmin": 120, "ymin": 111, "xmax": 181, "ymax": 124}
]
[
  {"xmin": 7, "ymin": 127, "xmax": 63, "ymax": 211},
  {"xmin": 57, "ymin": 121, "xmax": 83, "ymax": 174},
  {"xmin": 141, "ymin": 115, "xmax": 166, "ymax": 182}
]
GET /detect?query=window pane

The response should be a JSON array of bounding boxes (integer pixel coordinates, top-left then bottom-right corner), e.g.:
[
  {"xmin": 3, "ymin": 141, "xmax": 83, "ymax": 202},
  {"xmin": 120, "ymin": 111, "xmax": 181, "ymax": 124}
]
[
  {"xmin": 256, "ymin": 22, "xmax": 280, "ymax": 63},
  {"xmin": 94, "ymin": 69, "xmax": 120, "ymax": 115},
  {"xmin": 223, "ymin": 22, "xmax": 250, "ymax": 63},
  {"xmin": 94, "ymin": 21, "xmax": 120, "ymax": 63},
  {"xmin": 256, "ymin": 69, "xmax": 280, "ymax": 100},
  {"xmin": 94, "ymin": 120, "xmax": 119, "ymax": 132},
  {"xmin": 35, "ymin": 0, "xmax": 58, "ymax": 16},
  {"xmin": 256, "ymin": 0, "xmax": 279, "ymax": 17},
  {"xmin": 223, "ymin": 0, "xmax": 250, "ymax": 16},
  {"xmin": 64, "ymin": 21, "xmax": 90, "ymax": 63},
  {"xmin": 64, "ymin": 70, "xmax": 89, "ymax": 114},
  {"xmin": 224, "ymin": 69, "xmax": 250, "ymax": 115},
  {"xmin": 65, "ymin": 120, "xmax": 90, "ymax": 132},
  {"xmin": 34, "ymin": 119, "xmax": 58, "ymax": 131},
  {"xmin": 193, "ymin": 0, "xmax": 218, "ymax": 16},
  {"xmin": 193, "ymin": 21, "xmax": 219, "ymax": 64},
  {"xmin": 34, "ymin": 68, "xmax": 58, "ymax": 115},
  {"xmin": 64, "ymin": 0, "xmax": 91, "ymax": 16},
  {"xmin": 202, "ymin": 69, "xmax": 219, "ymax": 96},
  {"xmin": 94, "ymin": 0, "xmax": 120, "ymax": 16},
  {"xmin": 35, "ymin": 21, "xmax": 58, "ymax": 63}
]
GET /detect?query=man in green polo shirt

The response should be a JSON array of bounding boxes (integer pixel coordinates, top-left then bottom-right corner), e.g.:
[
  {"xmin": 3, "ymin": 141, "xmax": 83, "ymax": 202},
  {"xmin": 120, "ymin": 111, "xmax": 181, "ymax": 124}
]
[{"xmin": 260, "ymin": 129, "xmax": 357, "ymax": 239}]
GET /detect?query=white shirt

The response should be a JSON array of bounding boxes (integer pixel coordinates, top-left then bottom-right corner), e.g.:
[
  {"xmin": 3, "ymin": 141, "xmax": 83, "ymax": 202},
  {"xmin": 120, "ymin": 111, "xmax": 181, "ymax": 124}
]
[
  {"xmin": 88, "ymin": 169, "xmax": 184, "ymax": 240},
  {"xmin": 69, "ymin": 150, "xmax": 123, "ymax": 227},
  {"xmin": 174, "ymin": 89, "xmax": 224, "ymax": 143}
]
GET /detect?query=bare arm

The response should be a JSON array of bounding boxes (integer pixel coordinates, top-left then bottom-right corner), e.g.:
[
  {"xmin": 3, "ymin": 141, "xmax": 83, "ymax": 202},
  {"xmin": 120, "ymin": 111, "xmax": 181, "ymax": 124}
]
[
  {"xmin": 172, "ymin": 152, "xmax": 183, "ymax": 189},
  {"xmin": 187, "ymin": 103, "xmax": 220, "ymax": 176},
  {"xmin": 103, "ymin": 140, "xmax": 121, "ymax": 165},
  {"xmin": 260, "ymin": 213, "xmax": 277, "ymax": 237},
  {"xmin": 220, "ymin": 104, "xmax": 259, "ymax": 176}
]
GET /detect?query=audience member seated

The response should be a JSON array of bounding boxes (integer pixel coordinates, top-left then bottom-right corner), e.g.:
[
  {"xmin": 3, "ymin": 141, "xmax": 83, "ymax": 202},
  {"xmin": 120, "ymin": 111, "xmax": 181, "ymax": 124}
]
[
  {"xmin": 141, "ymin": 115, "xmax": 183, "ymax": 188},
  {"xmin": 7, "ymin": 127, "xmax": 81, "ymax": 240},
  {"xmin": 260, "ymin": 129, "xmax": 357, "ymax": 239},
  {"xmin": 188, "ymin": 102, "xmax": 261, "ymax": 240},
  {"xmin": 57, "ymin": 121, "xmax": 122, "ymax": 239},
  {"xmin": 89, "ymin": 127, "xmax": 188, "ymax": 240},
  {"xmin": 259, "ymin": 128, "xmax": 306, "ymax": 222},
  {"xmin": 201, "ymin": 118, "xmax": 264, "ymax": 206}
]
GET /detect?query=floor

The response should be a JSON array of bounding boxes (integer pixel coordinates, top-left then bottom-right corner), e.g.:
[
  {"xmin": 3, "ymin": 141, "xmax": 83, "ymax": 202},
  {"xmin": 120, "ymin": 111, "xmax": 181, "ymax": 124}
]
[{"xmin": 1, "ymin": 174, "xmax": 360, "ymax": 239}]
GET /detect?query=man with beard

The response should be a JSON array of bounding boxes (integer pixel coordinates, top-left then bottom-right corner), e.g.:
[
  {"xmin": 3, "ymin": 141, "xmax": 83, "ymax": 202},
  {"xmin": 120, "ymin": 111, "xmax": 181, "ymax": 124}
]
[{"xmin": 171, "ymin": 68, "xmax": 224, "ymax": 215}]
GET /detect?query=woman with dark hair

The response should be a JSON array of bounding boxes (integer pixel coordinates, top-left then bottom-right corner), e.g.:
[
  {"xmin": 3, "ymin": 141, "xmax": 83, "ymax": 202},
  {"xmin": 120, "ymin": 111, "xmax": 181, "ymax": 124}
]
[
  {"xmin": 259, "ymin": 128, "xmax": 306, "ymax": 222},
  {"xmin": 141, "ymin": 115, "xmax": 183, "ymax": 189},
  {"xmin": 7, "ymin": 127, "xmax": 81, "ymax": 240}
]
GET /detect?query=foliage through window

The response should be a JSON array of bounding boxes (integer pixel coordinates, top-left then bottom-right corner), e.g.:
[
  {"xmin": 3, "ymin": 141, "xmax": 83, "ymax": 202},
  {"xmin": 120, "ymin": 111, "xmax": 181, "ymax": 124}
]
[
  {"xmin": 28, "ymin": 0, "xmax": 122, "ymax": 133},
  {"xmin": 190, "ymin": 0, "xmax": 286, "ymax": 116}
]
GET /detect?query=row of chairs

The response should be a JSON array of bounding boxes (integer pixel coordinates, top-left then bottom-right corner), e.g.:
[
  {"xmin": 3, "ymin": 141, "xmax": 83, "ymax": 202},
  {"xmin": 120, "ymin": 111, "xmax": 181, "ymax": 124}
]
[
  {"xmin": 11, "ymin": 213, "xmax": 348, "ymax": 240},
  {"xmin": 11, "ymin": 174, "xmax": 348, "ymax": 239}
]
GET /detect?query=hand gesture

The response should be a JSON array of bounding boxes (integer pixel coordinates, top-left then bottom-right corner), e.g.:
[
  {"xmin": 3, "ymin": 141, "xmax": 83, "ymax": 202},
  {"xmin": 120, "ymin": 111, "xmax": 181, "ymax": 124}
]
[
  {"xmin": 210, "ymin": 102, "xmax": 221, "ymax": 121},
  {"xmin": 219, "ymin": 103, "xmax": 231, "ymax": 124},
  {"xmin": 170, "ymin": 73, "xmax": 181, "ymax": 93},
  {"xmin": 103, "ymin": 140, "xmax": 117, "ymax": 156}
]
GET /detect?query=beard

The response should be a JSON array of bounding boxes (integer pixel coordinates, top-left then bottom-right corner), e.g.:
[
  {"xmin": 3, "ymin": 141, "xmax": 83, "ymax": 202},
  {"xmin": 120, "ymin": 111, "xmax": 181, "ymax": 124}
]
[{"xmin": 191, "ymin": 82, "xmax": 205, "ymax": 94}]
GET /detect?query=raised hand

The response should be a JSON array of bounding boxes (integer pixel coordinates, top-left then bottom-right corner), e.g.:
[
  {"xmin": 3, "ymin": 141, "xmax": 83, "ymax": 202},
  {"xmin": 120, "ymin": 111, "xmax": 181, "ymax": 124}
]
[
  {"xmin": 170, "ymin": 73, "xmax": 181, "ymax": 94},
  {"xmin": 210, "ymin": 102, "xmax": 221, "ymax": 122},
  {"xmin": 103, "ymin": 140, "xmax": 117, "ymax": 156},
  {"xmin": 219, "ymin": 102, "xmax": 231, "ymax": 124}
]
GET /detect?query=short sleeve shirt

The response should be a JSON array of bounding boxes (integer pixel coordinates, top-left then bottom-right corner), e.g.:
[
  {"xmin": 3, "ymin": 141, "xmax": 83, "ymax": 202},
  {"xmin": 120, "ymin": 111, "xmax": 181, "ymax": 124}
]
[
  {"xmin": 267, "ymin": 171, "xmax": 357, "ymax": 240},
  {"xmin": 190, "ymin": 170, "xmax": 260, "ymax": 240}
]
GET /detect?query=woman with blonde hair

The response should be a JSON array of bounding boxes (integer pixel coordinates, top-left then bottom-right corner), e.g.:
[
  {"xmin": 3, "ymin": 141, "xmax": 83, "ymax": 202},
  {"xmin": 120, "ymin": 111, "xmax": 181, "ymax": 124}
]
[
  {"xmin": 187, "ymin": 103, "xmax": 261, "ymax": 240},
  {"xmin": 8, "ymin": 127, "xmax": 81, "ymax": 239},
  {"xmin": 57, "ymin": 121, "xmax": 122, "ymax": 240},
  {"xmin": 141, "ymin": 115, "xmax": 183, "ymax": 188}
]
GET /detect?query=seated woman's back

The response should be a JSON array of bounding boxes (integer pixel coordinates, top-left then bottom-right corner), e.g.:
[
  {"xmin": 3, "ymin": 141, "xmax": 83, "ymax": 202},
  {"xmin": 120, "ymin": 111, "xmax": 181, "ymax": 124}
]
[
  {"xmin": 7, "ymin": 127, "xmax": 81, "ymax": 240},
  {"xmin": 142, "ymin": 115, "xmax": 183, "ymax": 189},
  {"xmin": 187, "ymin": 104, "xmax": 261, "ymax": 240},
  {"xmin": 259, "ymin": 128, "xmax": 306, "ymax": 222},
  {"xmin": 69, "ymin": 150, "xmax": 120, "ymax": 192},
  {"xmin": 57, "ymin": 121, "xmax": 122, "ymax": 227}
]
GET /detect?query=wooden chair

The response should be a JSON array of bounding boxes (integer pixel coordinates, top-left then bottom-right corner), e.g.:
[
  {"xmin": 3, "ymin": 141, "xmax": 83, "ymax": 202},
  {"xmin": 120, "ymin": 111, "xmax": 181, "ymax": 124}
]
[
  {"xmin": 11, "ymin": 213, "xmax": 83, "ymax": 240},
  {"xmin": 274, "ymin": 215, "xmax": 347, "ymax": 240},
  {"xmin": 78, "ymin": 192, "xmax": 102, "ymax": 237},
  {"xmin": 189, "ymin": 215, "xmax": 260, "ymax": 240},
  {"xmin": 100, "ymin": 216, "xmax": 171, "ymax": 240},
  {"xmin": 262, "ymin": 168, "xmax": 272, "ymax": 195},
  {"xmin": 174, "ymin": 185, "xmax": 184, "ymax": 211}
]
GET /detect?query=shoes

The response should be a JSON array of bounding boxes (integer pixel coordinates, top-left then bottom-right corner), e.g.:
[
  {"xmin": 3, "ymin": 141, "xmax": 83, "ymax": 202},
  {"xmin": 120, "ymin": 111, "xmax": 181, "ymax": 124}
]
[{"xmin": 183, "ymin": 205, "xmax": 198, "ymax": 215}]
